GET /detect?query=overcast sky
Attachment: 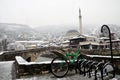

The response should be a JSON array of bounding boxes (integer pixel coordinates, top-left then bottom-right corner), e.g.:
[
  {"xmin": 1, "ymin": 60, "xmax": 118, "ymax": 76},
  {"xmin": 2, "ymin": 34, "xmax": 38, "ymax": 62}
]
[{"xmin": 0, "ymin": 0, "xmax": 120, "ymax": 28}]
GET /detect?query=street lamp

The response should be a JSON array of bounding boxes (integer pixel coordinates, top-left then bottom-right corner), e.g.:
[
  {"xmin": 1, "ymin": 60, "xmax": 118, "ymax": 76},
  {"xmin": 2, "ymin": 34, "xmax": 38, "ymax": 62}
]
[{"xmin": 101, "ymin": 25, "xmax": 115, "ymax": 77}]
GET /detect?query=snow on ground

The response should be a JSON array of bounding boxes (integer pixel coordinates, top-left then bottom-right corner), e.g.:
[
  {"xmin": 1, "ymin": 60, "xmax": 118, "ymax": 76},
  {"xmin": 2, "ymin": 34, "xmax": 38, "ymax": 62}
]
[
  {"xmin": 0, "ymin": 61, "xmax": 14, "ymax": 80},
  {"xmin": 16, "ymin": 73, "xmax": 94, "ymax": 80},
  {"xmin": 16, "ymin": 71, "xmax": 120, "ymax": 80}
]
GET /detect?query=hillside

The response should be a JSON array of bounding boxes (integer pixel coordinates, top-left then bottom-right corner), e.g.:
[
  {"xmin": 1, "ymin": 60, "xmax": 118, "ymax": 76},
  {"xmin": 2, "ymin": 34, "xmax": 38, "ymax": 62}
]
[
  {"xmin": 0, "ymin": 23, "xmax": 38, "ymax": 42},
  {"xmin": 0, "ymin": 23, "xmax": 120, "ymax": 42},
  {"xmin": 94, "ymin": 24, "xmax": 120, "ymax": 38}
]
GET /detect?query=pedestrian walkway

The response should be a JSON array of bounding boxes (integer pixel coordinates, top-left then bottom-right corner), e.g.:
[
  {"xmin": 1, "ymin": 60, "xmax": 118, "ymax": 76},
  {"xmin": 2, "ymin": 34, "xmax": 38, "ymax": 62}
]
[
  {"xmin": 0, "ymin": 61, "xmax": 14, "ymax": 80},
  {"xmin": 16, "ymin": 73, "xmax": 94, "ymax": 80},
  {"xmin": 16, "ymin": 71, "xmax": 120, "ymax": 80}
]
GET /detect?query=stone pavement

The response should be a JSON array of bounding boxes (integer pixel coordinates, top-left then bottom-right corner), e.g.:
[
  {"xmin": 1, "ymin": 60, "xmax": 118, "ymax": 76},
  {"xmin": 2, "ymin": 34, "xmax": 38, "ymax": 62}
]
[
  {"xmin": 16, "ymin": 73, "xmax": 94, "ymax": 80},
  {"xmin": 16, "ymin": 71, "xmax": 120, "ymax": 80},
  {"xmin": 0, "ymin": 61, "xmax": 15, "ymax": 80}
]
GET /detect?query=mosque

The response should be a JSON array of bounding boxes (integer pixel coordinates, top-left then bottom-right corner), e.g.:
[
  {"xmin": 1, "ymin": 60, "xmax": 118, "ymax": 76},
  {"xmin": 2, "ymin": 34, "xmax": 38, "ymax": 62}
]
[{"xmin": 62, "ymin": 9, "xmax": 120, "ymax": 50}]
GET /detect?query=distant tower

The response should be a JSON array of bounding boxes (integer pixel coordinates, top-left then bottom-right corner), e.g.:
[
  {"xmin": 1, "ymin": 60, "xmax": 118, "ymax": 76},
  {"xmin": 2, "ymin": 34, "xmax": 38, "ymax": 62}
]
[{"xmin": 79, "ymin": 8, "xmax": 82, "ymax": 34}]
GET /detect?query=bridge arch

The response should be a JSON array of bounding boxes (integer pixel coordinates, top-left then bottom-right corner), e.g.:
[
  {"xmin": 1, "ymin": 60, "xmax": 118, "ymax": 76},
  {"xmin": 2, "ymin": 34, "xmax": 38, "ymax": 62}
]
[{"xmin": 0, "ymin": 47, "xmax": 67, "ymax": 61}]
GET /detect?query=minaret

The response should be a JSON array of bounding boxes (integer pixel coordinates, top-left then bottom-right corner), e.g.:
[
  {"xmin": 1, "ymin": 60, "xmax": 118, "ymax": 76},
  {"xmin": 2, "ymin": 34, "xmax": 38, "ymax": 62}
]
[{"xmin": 79, "ymin": 8, "xmax": 82, "ymax": 34}]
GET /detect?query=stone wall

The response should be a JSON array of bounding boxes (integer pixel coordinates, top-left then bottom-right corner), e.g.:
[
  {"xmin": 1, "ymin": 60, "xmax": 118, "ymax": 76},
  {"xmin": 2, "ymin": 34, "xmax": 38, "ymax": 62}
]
[{"xmin": 15, "ymin": 61, "xmax": 51, "ymax": 78}]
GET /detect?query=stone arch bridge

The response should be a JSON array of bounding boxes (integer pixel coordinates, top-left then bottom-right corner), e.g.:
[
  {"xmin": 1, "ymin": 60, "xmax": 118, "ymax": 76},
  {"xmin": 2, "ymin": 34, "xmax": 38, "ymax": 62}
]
[
  {"xmin": 0, "ymin": 47, "xmax": 119, "ymax": 62},
  {"xmin": 0, "ymin": 47, "xmax": 80, "ymax": 61}
]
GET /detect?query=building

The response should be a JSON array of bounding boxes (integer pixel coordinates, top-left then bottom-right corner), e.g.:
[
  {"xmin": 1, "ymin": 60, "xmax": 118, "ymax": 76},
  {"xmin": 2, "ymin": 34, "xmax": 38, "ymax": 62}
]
[
  {"xmin": 7, "ymin": 42, "xmax": 25, "ymax": 51},
  {"xmin": 62, "ymin": 8, "xmax": 100, "ymax": 49},
  {"xmin": 106, "ymin": 40, "xmax": 120, "ymax": 49},
  {"xmin": 62, "ymin": 8, "xmax": 120, "ymax": 50},
  {"xmin": 80, "ymin": 36, "xmax": 99, "ymax": 49},
  {"xmin": 0, "ymin": 34, "xmax": 7, "ymax": 51},
  {"xmin": 15, "ymin": 40, "xmax": 50, "ymax": 49}
]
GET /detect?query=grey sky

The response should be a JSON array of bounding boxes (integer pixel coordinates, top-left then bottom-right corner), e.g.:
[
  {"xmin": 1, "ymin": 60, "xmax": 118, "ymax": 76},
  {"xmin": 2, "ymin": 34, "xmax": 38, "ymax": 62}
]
[{"xmin": 0, "ymin": 0, "xmax": 120, "ymax": 28}]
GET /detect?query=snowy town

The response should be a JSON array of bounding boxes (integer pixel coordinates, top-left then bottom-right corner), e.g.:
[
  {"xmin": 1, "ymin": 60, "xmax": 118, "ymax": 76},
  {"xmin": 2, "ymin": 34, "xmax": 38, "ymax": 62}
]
[{"xmin": 0, "ymin": 0, "xmax": 120, "ymax": 80}]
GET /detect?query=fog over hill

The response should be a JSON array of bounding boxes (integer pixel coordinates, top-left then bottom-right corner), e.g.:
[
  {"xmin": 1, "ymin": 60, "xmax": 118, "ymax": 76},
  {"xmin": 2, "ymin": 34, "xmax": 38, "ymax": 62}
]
[
  {"xmin": 34, "ymin": 24, "xmax": 96, "ymax": 40},
  {"xmin": 35, "ymin": 24, "xmax": 99, "ymax": 36},
  {"xmin": 0, "ymin": 23, "xmax": 120, "ymax": 42},
  {"xmin": 0, "ymin": 23, "xmax": 38, "ymax": 42}
]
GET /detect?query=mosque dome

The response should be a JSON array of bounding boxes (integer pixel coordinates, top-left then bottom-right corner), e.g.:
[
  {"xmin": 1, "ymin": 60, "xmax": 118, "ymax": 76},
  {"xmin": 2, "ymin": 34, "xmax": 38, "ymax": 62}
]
[{"xmin": 65, "ymin": 29, "xmax": 80, "ymax": 37}]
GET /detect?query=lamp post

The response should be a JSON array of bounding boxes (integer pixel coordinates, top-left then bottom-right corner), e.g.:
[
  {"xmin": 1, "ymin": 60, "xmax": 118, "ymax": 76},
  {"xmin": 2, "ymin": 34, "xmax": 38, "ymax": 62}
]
[{"xmin": 101, "ymin": 25, "xmax": 115, "ymax": 77}]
